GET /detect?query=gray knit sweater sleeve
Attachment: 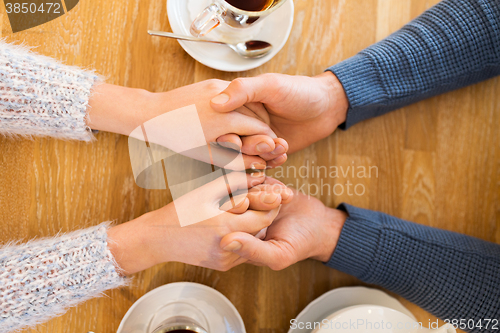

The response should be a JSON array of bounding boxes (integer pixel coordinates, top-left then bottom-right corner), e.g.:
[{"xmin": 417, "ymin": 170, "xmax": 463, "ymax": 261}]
[
  {"xmin": 0, "ymin": 40, "xmax": 98, "ymax": 140},
  {"xmin": 0, "ymin": 224, "xmax": 127, "ymax": 333},
  {"xmin": 327, "ymin": 0, "xmax": 500, "ymax": 129},
  {"xmin": 0, "ymin": 42, "xmax": 127, "ymax": 332},
  {"xmin": 326, "ymin": 204, "xmax": 500, "ymax": 333}
]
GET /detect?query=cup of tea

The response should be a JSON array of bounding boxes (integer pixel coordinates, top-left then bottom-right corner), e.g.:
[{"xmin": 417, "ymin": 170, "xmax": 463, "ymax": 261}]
[
  {"xmin": 311, "ymin": 305, "xmax": 455, "ymax": 333},
  {"xmin": 148, "ymin": 302, "xmax": 210, "ymax": 333},
  {"xmin": 190, "ymin": 0, "xmax": 289, "ymax": 37}
]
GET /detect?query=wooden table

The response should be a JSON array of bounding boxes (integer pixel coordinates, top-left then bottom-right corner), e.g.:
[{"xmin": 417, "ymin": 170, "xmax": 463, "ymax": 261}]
[{"xmin": 1, "ymin": 0, "xmax": 498, "ymax": 332}]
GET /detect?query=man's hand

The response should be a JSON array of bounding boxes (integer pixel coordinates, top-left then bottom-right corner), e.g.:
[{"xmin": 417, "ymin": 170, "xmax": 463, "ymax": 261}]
[
  {"xmin": 211, "ymin": 72, "xmax": 349, "ymax": 155},
  {"xmin": 219, "ymin": 190, "xmax": 347, "ymax": 270}
]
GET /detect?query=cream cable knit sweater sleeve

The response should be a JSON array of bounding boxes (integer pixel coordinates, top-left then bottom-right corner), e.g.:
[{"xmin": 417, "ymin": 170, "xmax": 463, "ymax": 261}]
[
  {"xmin": 0, "ymin": 40, "xmax": 97, "ymax": 140},
  {"xmin": 0, "ymin": 224, "xmax": 127, "ymax": 332},
  {"xmin": 0, "ymin": 41, "xmax": 127, "ymax": 332}
]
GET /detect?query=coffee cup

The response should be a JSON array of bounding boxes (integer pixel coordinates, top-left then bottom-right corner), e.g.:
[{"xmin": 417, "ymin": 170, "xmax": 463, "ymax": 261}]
[
  {"xmin": 312, "ymin": 305, "xmax": 456, "ymax": 333},
  {"xmin": 148, "ymin": 302, "xmax": 209, "ymax": 333},
  {"xmin": 190, "ymin": 0, "xmax": 289, "ymax": 37}
]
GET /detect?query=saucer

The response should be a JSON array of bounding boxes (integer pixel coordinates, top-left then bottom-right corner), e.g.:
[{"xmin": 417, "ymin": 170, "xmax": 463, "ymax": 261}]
[
  {"xmin": 288, "ymin": 287, "xmax": 416, "ymax": 333},
  {"xmin": 166, "ymin": 0, "xmax": 294, "ymax": 72},
  {"xmin": 117, "ymin": 282, "xmax": 246, "ymax": 333}
]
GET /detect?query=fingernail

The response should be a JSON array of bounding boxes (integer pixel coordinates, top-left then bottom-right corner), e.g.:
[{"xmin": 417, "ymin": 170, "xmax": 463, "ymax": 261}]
[
  {"xmin": 251, "ymin": 163, "xmax": 267, "ymax": 170},
  {"xmin": 272, "ymin": 154, "xmax": 287, "ymax": 164},
  {"xmin": 262, "ymin": 192, "xmax": 279, "ymax": 204},
  {"xmin": 234, "ymin": 197, "xmax": 247, "ymax": 208},
  {"xmin": 211, "ymin": 93, "xmax": 230, "ymax": 105},
  {"xmin": 283, "ymin": 188, "xmax": 293, "ymax": 200},
  {"xmin": 218, "ymin": 141, "xmax": 232, "ymax": 148},
  {"xmin": 256, "ymin": 142, "xmax": 272, "ymax": 153},
  {"xmin": 272, "ymin": 145, "xmax": 286, "ymax": 155},
  {"xmin": 251, "ymin": 171, "xmax": 265, "ymax": 178},
  {"xmin": 223, "ymin": 241, "xmax": 242, "ymax": 252}
]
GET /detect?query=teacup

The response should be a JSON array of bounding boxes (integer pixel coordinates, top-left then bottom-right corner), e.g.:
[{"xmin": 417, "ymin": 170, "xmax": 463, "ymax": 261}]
[
  {"xmin": 148, "ymin": 302, "xmax": 209, "ymax": 333},
  {"xmin": 190, "ymin": 0, "xmax": 289, "ymax": 37},
  {"xmin": 312, "ymin": 305, "xmax": 456, "ymax": 333}
]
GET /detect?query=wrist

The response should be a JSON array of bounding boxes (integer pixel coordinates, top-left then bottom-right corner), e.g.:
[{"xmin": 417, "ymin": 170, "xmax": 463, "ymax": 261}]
[
  {"xmin": 314, "ymin": 71, "xmax": 349, "ymax": 129},
  {"xmin": 310, "ymin": 207, "xmax": 347, "ymax": 262},
  {"xmin": 106, "ymin": 210, "xmax": 163, "ymax": 275},
  {"xmin": 87, "ymin": 83, "xmax": 155, "ymax": 136}
]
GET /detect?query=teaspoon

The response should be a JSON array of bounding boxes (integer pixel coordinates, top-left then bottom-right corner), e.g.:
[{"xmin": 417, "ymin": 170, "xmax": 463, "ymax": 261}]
[{"xmin": 148, "ymin": 30, "xmax": 273, "ymax": 59}]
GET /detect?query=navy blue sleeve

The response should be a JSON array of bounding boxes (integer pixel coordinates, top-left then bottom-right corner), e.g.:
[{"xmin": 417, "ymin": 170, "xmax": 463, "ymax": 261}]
[
  {"xmin": 326, "ymin": 204, "xmax": 500, "ymax": 333},
  {"xmin": 327, "ymin": 0, "xmax": 500, "ymax": 129}
]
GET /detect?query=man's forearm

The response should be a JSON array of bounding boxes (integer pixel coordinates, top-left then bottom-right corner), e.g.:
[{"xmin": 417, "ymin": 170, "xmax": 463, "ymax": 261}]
[
  {"xmin": 328, "ymin": 0, "xmax": 500, "ymax": 129},
  {"xmin": 326, "ymin": 204, "xmax": 500, "ymax": 333}
]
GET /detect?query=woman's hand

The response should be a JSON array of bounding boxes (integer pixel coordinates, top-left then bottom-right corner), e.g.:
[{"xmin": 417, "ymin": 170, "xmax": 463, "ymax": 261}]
[
  {"xmin": 220, "ymin": 190, "xmax": 347, "ymax": 270},
  {"xmin": 211, "ymin": 72, "xmax": 349, "ymax": 154},
  {"xmin": 87, "ymin": 81, "xmax": 289, "ymax": 169},
  {"xmin": 107, "ymin": 174, "xmax": 293, "ymax": 275}
]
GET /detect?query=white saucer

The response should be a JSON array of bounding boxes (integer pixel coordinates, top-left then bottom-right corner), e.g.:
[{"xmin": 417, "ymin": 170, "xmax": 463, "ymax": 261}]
[
  {"xmin": 166, "ymin": 0, "xmax": 294, "ymax": 72},
  {"xmin": 287, "ymin": 287, "xmax": 416, "ymax": 333},
  {"xmin": 117, "ymin": 282, "xmax": 246, "ymax": 333}
]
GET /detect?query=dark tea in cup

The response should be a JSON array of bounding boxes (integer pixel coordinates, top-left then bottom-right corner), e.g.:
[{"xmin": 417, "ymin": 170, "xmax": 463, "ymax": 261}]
[
  {"xmin": 149, "ymin": 303, "xmax": 209, "ymax": 333},
  {"xmin": 226, "ymin": 0, "xmax": 275, "ymax": 11},
  {"xmin": 191, "ymin": 0, "xmax": 288, "ymax": 37}
]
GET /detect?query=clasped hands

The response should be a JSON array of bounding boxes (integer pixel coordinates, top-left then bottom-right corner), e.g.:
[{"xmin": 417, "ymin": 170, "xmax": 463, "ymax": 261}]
[{"xmin": 101, "ymin": 72, "xmax": 349, "ymax": 275}]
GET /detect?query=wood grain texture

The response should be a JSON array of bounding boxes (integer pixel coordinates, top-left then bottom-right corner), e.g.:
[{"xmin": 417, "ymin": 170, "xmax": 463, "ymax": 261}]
[{"xmin": 0, "ymin": 0, "xmax": 498, "ymax": 332}]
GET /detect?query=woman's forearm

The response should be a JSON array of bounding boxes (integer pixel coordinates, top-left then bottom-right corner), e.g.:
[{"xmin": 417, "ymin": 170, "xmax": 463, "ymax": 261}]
[
  {"xmin": 106, "ymin": 210, "xmax": 168, "ymax": 275},
  {"xmin": 87, "ymin": 83, "xmax": 156, "ymax": 136}
]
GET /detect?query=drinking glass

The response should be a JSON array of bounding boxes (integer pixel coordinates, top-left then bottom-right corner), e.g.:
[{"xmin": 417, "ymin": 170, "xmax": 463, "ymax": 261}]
[{"xmin": 148, "ymin": 302, "xmax": 209, "ymax": 333}]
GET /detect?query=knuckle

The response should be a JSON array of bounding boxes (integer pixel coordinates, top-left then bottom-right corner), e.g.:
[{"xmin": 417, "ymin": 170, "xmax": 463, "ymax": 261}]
[
  {"xmin": 272, "ymin": 256, "xmax": 291, "ymax": 271},
  {"xmin": 263, "ymin": 214, "xmax": 274, "ymax": 227},
  {"xmin": 220, "ymin": 226, "xmax": 231, "ymax": 235},
  {"xmin": 270, "ymin": 248, "xmax": 293, "ymax": 271},
  {"xmin": 247, "ymin": 246, "xmax": 260, "ymax": 261},
  {"xmin": 229, "ymin": 79, "xmax": 249, "ymax": 97},
  {"xmin": 206, "ymin": 79, "xmax": 226, "ymax": 91},
  {"xmin": 231, "ymin": 78, "xmax": 246, "ymax": 89},
  {"xmin": 260, "ymin": 73, "xmax": 279, "ymax": 86},
  {"xmin": 215, "ymin": 256, "xmax": 231, "ymax": 272}
]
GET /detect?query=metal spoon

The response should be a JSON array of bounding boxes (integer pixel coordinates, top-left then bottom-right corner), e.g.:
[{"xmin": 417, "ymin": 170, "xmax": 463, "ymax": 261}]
[{"xmin": 148, "ymin": 30, "xmax": 273, "ymax": 59}]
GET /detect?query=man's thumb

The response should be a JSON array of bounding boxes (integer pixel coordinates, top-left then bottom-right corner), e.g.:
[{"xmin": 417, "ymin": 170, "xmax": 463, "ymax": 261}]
[
  {"xmin": 211, "ymin": 77, "xmax": 267, "ymax": 112},
  {"xmin": 221, "ymin": 232, "xmax": 287, "ymax": 270}
]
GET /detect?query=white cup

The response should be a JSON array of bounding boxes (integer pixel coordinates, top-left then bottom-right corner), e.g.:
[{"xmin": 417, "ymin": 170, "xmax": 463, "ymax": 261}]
[
  {"xmin": 190, "ymin": 0, "xmax": 289, "ymax": 37},
  {"xmin": 312, "ymin": 305, "xmax": 456, "ymax": 333},
  {"xmin": 148, "ymin": 302, "xmax": 209, "ymax": 333}
]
